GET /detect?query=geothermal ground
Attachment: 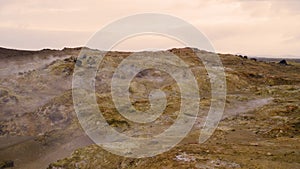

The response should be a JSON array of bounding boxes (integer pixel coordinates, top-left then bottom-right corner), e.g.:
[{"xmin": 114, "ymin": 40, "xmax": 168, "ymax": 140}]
[{"xmin": 0, "ymin": 47, "xmax": 299, "ymax": 169}]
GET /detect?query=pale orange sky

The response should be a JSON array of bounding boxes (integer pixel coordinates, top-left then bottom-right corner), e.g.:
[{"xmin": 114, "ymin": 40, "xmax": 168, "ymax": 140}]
[{"xmin": 0, "ymin": 0, "xmax": 300, "ymax": 57}]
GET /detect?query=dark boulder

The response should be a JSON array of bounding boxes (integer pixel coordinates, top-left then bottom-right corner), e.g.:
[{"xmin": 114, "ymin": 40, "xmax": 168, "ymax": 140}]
[
  {"xmin": 0, "ymin": 160, "xmax": 14, "ymax": 169},
  {"xmin": 279, "ymin": 59, "xmax": 288, "ymax": 65},
  {"xmin": 75, "ymin": 60, "xmax": 82, "ymax": 66}
]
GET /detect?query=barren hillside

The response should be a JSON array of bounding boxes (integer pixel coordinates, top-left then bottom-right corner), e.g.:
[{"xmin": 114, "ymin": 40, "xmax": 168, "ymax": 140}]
[{"xmin": 0, "ymin": 47, "xmax": 299, "ymax": 169}]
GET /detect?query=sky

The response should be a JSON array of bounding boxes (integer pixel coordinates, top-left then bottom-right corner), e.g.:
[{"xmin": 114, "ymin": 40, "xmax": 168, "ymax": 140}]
[{"xmin": 0, "ymin": 0, "xmax": 300, "ymax": 57}]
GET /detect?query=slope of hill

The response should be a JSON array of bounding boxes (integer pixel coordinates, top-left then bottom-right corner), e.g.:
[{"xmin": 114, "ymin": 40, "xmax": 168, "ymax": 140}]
[{"xmin": 0, "ymin": 47, "xmax": 299, "ymax": 169}]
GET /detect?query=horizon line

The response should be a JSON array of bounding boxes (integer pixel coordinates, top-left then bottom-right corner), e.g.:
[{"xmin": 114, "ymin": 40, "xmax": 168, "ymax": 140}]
[{"xmin": 0, "ymin": 45, "xmax": 299, "ymax": 59}]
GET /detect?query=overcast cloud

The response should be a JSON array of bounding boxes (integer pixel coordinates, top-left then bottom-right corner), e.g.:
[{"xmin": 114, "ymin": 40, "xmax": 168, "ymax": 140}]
[{"xmin": 0, "ymin": 0, "xmax": 299, "ymax": 57}]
